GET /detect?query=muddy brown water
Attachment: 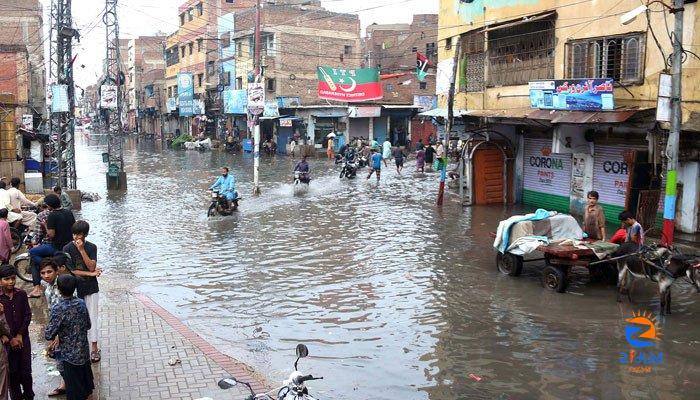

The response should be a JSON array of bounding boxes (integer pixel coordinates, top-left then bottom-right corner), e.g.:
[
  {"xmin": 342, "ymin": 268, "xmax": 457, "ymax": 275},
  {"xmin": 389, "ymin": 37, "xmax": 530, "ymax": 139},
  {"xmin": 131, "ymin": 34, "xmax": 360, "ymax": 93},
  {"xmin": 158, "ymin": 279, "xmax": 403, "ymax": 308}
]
[{"xmin": 73, "ymin": 134, "xmax": 699, "ymax": 400}]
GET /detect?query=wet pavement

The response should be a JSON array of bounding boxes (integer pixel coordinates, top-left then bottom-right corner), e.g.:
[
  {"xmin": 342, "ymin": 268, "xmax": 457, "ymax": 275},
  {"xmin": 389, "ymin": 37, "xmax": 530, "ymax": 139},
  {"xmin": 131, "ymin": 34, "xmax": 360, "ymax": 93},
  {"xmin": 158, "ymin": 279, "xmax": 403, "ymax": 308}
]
[{"xmin": 72, "ymin": 133, "xmax": 699, "ymax": 400}]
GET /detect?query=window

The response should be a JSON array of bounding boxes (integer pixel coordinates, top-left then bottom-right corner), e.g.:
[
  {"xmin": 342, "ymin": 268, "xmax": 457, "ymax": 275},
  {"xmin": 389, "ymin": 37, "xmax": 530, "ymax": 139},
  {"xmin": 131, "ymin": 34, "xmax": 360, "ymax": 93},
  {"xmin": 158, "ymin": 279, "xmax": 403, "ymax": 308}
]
[
  {"xmin": 197, "ymin": 73, "xmax": 204, "ymax": 87},
  {"xmin": 181, "ymin": 46, "xmax": 186, "ymax": 58},
  {"xmin": 167, "ymin": 87, "xmax": 172, "ymax": 97},
  {"xmin": 188, "ymin": 8, "xmax": 194, "ymax": 21},
  {"xmin": 166, "ymin": 47, "xmax": 179, "ymax": 66},
  {"xmin": 188, "ymin": 42, "xmax": 193, "ymax": 55},
  {"xmin": 386, "ymin": 83, "xmax": 394, "ymax": 91},
  {"xmin": 426, "ymin": 42, "xmax": 436, "ymax": 60},
  {"xmin": 460, "ymin": 31, "xmax": 485, "ymax": 92},
  {"xmin": 412, "ymin": 46, "xmax": 418, "ymax": 53},
  {"xmin": 196, "ymin": 2, "xmax": 203, "ymax": 16},
  {"xmin": 419, "ymin": 81, "xmax": 427, "ymax": 90},
  {"xmin": 180, "ymin": 13, "xmax": 185, "ymax": 26},
  {"xmin": 236, "ymin": 41, "xmax": 243, "ymax": 57},
  {"xmin": 344, "ymin": 45, "xmax": 352, "ymax": 55},
  {"xmin": 487, "ymin": 15, "xmax": 555, "ymax": 86},
  {"xmin": 445, "ymin": 37, "xmax": 452, "ymax": 50},
  {"xmin": 197, "ymin": 39, "xmax": 203, "ymax": 52},
  {"xmin": 236, "ymin": 77, "xmax": 243, "ymax": 89},
  {"xmin": 566, "ymin": 33, "xmax": 645, "ymax": 83},
  {"xmin": 266, "ymin": 78, "xmax": 276, "ymax": 92},
  {"xmin": 248, "ymin": 37, "xmax": 255, "ymax": 57},
  {"xmin": 263, "ymin": 34, "xmax": 275, "ymax": 56},
  {"xmin": 222, "ymin": 71, "xmax": 231, "ymax": 86},
  {"xmin": 221, "ymin": 32, "xmax": 231, "ymax": 49},
  {"xmin": 207, "ymin": 61, "xmax": 216, "ymax": 76}
]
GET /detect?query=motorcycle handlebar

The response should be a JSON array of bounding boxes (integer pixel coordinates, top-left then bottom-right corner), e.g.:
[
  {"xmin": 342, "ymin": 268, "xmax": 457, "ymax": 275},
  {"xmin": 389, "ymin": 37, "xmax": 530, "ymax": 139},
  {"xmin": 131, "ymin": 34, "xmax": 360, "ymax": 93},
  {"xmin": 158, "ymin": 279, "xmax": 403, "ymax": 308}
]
[{"xmin": 295, "ymin": 375, "xmax": 324, "ymax": 384}]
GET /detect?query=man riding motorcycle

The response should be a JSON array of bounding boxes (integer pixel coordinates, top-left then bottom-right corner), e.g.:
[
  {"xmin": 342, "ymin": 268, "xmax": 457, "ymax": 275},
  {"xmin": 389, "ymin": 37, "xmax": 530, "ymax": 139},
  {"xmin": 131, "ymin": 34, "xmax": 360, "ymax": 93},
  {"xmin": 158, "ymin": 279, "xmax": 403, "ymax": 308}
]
[
  {"xmin": 293, "ymin": 156, "xmax": 311, "ymax": 184},
  {"xmin": 209, "ymin": 167, "xmax": 237, "ymax": 211}
]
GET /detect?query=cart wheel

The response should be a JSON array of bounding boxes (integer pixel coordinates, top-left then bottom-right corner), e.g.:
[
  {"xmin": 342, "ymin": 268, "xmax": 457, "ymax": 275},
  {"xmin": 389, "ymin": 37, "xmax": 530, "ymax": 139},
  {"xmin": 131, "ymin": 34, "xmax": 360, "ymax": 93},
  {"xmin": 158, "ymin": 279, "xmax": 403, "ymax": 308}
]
[
  {"xmin": 542, "ymin": 265, "xmax": 568, "ymax": 293},
  {"xmin": 588, "ymin": 265, "xmax": 605, "ymax": 283},
  {"xmin": 496, "ymin": 252, "xmax": 523, "ymax": 277}
]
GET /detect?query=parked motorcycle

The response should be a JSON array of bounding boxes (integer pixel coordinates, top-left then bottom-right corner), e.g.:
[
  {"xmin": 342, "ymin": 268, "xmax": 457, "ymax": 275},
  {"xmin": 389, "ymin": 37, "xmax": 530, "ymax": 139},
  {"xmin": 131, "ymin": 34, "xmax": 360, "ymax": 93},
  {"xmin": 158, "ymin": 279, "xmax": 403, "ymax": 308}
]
[
  {"xmin": 207, "ymin": 190, "xmax": 240, "ymax": 217},
  {"xmin": 219, "ymin": 343, "xmax": 322, "ymax": 400}
]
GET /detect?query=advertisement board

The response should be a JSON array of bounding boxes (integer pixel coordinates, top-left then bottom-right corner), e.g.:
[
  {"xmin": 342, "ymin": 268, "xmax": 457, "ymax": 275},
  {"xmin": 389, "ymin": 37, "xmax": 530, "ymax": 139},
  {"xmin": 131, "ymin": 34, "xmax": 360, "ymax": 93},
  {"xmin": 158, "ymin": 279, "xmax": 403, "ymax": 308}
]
[
  {"xmin": 224, "ymin": 89, "xmax": 247, "ymax": 114},
  {"xmin": 247, "ymin": 83, "xmax": 265, "ymax": 115},
  {"xmin": 177, "ymin": 73, "xmax": 194, "ymax": 117},
  {"xmin": 51, "ymin": 85, "xmax": 69, "ymax": 113},
  {"xmin": 348, "ymin": 106, "xmax": 381, "ymax": 118},
  {"xmin": 317, "ymin": 67, "xmax": 382, "ymax": 102},
  {"xmin": 529, "ymin": 79, "xmax": 614, "ymax": 111}
]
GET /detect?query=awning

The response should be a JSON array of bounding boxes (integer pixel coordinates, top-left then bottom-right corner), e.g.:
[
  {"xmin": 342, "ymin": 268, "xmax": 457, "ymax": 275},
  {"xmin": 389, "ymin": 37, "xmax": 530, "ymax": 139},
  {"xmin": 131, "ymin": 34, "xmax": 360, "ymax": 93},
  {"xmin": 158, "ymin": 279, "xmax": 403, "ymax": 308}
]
[
  {"xmin": 382, "ymin": 105, "xmax": 423, "ymax": 109},
  {"xmin": 462, "ymin": 107, "xmax": 655, "ymax": 124},
  {"xmin": 484, "ymin": 11, "xmax": 556, "ymax": 32},
  {"xmin": 259, "ymin": 114, "xmax": 290, "ymax": 120},
  {"xmin": 418, "ymin": 108, "xmax": 468, "ymax": 118}
]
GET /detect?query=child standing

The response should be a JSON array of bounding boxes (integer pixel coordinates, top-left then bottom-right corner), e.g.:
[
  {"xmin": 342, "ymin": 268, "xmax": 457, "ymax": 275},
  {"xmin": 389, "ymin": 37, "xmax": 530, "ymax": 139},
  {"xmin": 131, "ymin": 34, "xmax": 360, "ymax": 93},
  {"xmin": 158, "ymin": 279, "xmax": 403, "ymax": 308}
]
[
  {"xmin": 0, "ymin": 210, "xmax": 13, "ymax": 265},
  {"xmin": 39, "ymin": 258, "xmax": 68, "ymax": 397},
  {"xmin": 0, "ymin": 265, "xmax": 33, "ymax": 400},
  {"xmin": 0, "ymin": 302, "xmax": 11, "ymax": 400},
  {"xmin": 63, "ymin": 221, "xmax": 102, "ymax": 363},
  {"xmin": 366, "ymin": 149, "xmax": 383, "ymax": 183},
  {"xmin": 416, "ymin": 148, "xmax": 426, "ymax": 173},
  {"xmin": 45, "ymin": 275, "xmax": 94, "ymax": 400}
]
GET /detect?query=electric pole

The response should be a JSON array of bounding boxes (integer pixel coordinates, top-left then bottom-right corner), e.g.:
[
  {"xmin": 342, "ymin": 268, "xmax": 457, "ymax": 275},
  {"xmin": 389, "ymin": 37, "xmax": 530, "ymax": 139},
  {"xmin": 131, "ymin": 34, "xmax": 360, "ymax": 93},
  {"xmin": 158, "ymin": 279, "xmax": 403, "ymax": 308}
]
[
  {"xmin": 662, "ymin": 0, "xmax": 684, "ymax": 245},
  {"xmin": 252, "ymin": 0, "xmax": 262, "ymax": 195},
  {"xmin": 103, "ymin": 0, "xmax": 127, "ymax": 190},
  {"xmin": 438, "ymin": 36, "xmax": 461, "ymax": 206},
  {"xmin": 48, "ymin": 0, "xmax": 78, "ymax": 190}
]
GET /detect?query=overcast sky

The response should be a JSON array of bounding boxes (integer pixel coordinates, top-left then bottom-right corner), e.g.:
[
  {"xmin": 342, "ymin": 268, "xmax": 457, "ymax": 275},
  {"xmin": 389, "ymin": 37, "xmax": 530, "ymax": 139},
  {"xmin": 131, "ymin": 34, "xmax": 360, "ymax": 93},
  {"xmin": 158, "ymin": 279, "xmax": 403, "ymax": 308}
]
[{"xmin": 38, "ymin": 0, "xmax": 438, "ymax": 87}]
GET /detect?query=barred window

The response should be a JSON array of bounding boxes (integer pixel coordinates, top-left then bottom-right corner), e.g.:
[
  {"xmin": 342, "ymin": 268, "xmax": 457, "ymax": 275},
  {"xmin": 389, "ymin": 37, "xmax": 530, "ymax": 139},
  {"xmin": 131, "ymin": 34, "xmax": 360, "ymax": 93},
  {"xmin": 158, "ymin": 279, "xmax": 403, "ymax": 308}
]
[
  {"xmin": 460, "ymin": 31, "xmax": 485, "ymax": 92},
  {"xmin": 487, "ymin": 16, "xmax": 555, "ymax": 86},
  {"xmin": 566, "ymin": 33, "xmax": 645, "ymax": 84}
]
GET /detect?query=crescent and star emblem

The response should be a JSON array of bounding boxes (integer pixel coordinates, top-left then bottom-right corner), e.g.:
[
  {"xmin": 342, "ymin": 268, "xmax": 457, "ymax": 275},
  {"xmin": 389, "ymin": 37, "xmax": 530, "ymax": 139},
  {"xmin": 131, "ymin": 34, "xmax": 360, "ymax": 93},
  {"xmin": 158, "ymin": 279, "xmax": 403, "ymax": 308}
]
[{"xmin": 337, "ymin": 77, "xmax": 357, "ymax": 93}]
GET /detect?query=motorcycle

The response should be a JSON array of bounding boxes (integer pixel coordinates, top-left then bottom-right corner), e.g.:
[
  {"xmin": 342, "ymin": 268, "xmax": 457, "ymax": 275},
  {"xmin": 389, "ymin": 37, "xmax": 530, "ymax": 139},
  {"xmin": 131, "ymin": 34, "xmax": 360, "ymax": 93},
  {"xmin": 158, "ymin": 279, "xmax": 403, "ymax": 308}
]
[
  {"xmin": 207, "ymin": 190, "xmax": 240, "ymax": 217},
  {"xmin": 339, "ymin": 159, "xmax": 357, "ymax": 179},
  {"xmin": 356, "ymin": 155, "xmax": 368, "ymax": 169},
  {"xmin": 219, "ymin": 343, "xmax": 322, "ymax": 400},
  {"xmin": 293, "ymin": 171, "xmax": 310, "ymax": 195}
]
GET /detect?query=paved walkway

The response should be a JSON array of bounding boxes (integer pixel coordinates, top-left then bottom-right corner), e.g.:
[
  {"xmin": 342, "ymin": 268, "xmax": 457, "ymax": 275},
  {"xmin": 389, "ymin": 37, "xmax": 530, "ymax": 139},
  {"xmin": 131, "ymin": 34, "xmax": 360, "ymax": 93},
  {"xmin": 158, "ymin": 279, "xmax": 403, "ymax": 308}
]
[{"xmin": 28, "ymin": 287, "xmax": 268, "ymax": 399}]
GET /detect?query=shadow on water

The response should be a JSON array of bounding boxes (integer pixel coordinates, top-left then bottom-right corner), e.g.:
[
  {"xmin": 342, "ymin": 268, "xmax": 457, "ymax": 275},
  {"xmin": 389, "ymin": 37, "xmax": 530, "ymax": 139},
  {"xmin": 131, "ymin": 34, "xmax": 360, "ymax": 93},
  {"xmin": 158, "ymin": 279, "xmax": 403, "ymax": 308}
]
[{"xmin": 75, "ymin": 134, "xmax": 700, "ymax": 400}]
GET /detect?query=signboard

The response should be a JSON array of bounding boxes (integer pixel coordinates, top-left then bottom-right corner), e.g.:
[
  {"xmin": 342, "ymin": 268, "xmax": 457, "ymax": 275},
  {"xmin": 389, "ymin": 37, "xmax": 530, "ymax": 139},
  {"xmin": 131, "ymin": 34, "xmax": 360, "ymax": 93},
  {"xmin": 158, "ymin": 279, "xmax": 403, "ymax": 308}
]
[
  {"xmin": 656, "ymin": 73, "xmax": 672, "ymax": 122},
  {"xmin": 277, "ymin": 96, "xmax": 301, "ymax": 108},
  {"xmin": 317, "ymin": 67, "xmax": 383, "ymax": 102},
  {"xmin": 99, "ymin": 85, "xmax": 117, "ymax": 110},
  {"xmin": 193, "ymin": 98, "xmax": 205, "ymax": 115},
  {"xmin": 435, "ymin": 58, "xmax": 454, "ymax": 95},
  {"xmin": 263, "ymin": 101, "xmax": 279, "ymax": 118},
  {"xmin": 247, "ymin": 82, "xmax": 265, "ymax": 115},
  {"xmin": 166, "ymin": 98, "xmax": 177, "ymax": 113},
  {"xmin": 177, "ymin": 73, "xmax": 194, "ymax": 116},
  {"xmin": 348, "ymin": 106, "xmax": 381, "ymax": 118},
  {"xmin": 224, "ymin": 89, "xmax": 247, "ymax": 114},
  {"xmin": 280, "ymin": 118, "xmax": 294, "ymax": 127},
  {"xmin": 21, "ymin": 115, "xmax": 33, "ymax": 131},
  {"xmin": 413, "ymin": 95, "xmax": 437, "ymax": 112},
  {"xmin": 529, "ymin": 79, "xmax": 615, "ymax": 111},
  {"xmin": 51, "ymin": 85, "xmax": 69, "ymax": 113}
]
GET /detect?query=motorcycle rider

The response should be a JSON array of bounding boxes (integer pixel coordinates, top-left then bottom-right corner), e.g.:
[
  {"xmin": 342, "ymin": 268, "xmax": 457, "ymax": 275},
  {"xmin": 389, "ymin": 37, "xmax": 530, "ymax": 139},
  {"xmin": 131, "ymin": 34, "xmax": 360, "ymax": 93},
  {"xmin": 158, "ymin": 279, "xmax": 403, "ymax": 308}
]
[
  {"xmin": 294, "ymin": 156, "xmax": 311, "ymax": 184},
  {"xmin": 209, "ymin": 167, "xmax": 237, "ymax": 211}
]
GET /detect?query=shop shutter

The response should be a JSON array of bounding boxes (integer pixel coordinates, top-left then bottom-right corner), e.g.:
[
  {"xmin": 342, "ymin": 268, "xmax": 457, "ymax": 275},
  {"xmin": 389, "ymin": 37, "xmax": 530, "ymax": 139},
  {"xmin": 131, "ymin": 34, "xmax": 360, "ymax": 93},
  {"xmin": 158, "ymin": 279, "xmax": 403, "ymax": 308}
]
[{"xmin": 522, "ymin": 138, "xmax": 572, "ymax": 213}]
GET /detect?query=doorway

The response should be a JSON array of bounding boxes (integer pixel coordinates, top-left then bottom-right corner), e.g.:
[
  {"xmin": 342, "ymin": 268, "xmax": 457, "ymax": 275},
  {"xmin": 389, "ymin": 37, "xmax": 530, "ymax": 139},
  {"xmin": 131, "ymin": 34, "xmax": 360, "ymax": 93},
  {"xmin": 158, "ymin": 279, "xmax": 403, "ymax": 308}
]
[{"xmin": 473, "ymin": 147, "xmax": 505, "ymax": 204}]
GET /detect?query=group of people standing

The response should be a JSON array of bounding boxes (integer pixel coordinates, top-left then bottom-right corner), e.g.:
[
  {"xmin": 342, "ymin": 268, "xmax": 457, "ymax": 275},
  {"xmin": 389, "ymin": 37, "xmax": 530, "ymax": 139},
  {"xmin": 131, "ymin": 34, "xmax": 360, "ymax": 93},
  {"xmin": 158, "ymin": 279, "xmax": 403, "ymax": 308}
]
[{"xmin": 0, "ymin": 179, "xmax": 99, "ymax": 400}]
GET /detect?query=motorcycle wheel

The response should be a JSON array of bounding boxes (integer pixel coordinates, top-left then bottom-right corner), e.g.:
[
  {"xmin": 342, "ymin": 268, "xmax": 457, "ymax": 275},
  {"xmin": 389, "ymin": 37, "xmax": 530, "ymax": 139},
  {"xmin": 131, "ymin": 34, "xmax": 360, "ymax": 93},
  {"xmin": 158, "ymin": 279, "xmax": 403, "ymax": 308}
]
[
  {"xmin": 14, "ymin": 257, "xmax": 32, "ymax": 283},
  {"xmin": 207, "ymin": 204, "xmax": 217, "ymax": 217},
  {"xmin": 339, "ymin": 171, "xmax": 345, "ymax": 178},
  {"xmin": 10, "ymin": 228, "xmax": 21, "ymax": 254}
]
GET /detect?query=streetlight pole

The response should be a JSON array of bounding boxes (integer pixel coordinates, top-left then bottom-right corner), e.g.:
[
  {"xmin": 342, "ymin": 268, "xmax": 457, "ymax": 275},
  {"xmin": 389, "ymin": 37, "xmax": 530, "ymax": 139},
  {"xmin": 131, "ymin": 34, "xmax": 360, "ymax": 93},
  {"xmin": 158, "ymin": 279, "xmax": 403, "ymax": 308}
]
[
  {"xmin": 252, "ymin": 0, "xmax": 262, "ymax": 195},
  {"xmin": 662, "ymin": 0, "xmax": 684, "ymax": 245}
]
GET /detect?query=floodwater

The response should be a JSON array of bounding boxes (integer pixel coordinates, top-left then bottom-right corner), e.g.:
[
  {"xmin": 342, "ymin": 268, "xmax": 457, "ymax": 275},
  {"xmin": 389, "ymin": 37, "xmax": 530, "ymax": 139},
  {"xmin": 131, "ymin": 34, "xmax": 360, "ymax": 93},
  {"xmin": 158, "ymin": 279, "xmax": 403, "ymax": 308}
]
[{"xmin": 75, "ymin": 134, "xmax": 699, "ymax": 400}]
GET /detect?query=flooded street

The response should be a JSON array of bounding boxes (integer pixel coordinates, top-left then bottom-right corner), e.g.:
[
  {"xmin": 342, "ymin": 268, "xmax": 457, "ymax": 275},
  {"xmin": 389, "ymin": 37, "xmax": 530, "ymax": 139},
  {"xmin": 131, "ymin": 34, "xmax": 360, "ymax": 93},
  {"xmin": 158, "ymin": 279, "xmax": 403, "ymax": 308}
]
[{"xmin": 75, "ymin": 135, "xmax": 699, "ymax": 400}]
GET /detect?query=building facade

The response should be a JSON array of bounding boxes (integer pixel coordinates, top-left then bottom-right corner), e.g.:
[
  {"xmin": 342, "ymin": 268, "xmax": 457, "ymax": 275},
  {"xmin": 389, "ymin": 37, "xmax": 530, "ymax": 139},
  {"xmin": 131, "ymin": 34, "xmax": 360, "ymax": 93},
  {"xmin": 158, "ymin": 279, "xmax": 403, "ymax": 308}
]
[
  {"xmin": 127, "ymin": 36, "xmax": 167, "ymax": 134},
  {"xmin": 438, "ymin": 0, "xmax": 700, "ymax": 234}
]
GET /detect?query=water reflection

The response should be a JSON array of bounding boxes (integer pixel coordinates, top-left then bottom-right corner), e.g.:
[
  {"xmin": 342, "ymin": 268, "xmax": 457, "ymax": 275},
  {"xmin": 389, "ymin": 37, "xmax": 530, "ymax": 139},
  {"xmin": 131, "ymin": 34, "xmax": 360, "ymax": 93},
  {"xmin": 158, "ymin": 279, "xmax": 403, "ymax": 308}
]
[{"xmin": 74, "ymin": 134, "xmax": 699, "ymax": 400}]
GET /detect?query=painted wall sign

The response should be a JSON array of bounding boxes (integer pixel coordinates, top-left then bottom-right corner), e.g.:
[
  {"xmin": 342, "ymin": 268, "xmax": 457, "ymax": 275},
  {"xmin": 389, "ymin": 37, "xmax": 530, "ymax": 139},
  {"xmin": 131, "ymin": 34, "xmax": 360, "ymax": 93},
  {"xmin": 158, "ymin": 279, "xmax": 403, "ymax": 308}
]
[
  {"xmin": 523, "ymin": 138, "xmax": 572, "ymax": 212},
  {"xmin": 529, "ymin": 79, "xmax": 615, "ymax": 111},
  {"xmin": 570, "ymin": 153, "xmax": 594, "ymax": 216},
  {"xmin": 277, "ymin": 96, "xmax": 301, "ymax": 108},
  {"xmin": 177, "ymin": 73, "xmax": 194, "ymax": 116},
  {"xmin": 413, "ymin": 95, "xmax": 437, "ymax": 112}
]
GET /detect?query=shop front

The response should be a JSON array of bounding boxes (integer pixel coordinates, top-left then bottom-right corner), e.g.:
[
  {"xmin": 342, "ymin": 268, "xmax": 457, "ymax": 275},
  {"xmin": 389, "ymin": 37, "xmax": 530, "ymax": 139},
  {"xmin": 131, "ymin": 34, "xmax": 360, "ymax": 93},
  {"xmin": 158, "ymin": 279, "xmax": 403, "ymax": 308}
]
[{"xmin": 522, "ymin": 137, "xmax": 573, "ymax": 213}]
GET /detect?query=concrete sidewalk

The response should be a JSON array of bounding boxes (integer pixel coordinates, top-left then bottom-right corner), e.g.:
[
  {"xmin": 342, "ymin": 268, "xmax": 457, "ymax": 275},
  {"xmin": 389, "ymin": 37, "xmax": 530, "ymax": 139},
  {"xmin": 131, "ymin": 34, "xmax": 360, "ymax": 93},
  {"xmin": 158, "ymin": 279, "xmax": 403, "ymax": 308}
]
[{"xmin": 28, "ymin": 287, "xmax": 268, "ymax": 399}]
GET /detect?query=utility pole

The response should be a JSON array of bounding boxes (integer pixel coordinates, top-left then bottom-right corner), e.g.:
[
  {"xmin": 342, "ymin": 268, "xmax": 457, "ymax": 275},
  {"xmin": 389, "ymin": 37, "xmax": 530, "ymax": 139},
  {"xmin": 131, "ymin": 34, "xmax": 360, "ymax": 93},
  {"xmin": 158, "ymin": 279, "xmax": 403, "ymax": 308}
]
[
  {"xmin": 48, "ymin": 0, "xmax": 78, "ymax": 190},
  {"xmin": 438, "ymin": 36, "xmax": 461, "ymax": 206},
  {"xmin": 662, "ymin": 0, "xmax": 684, "ymax": 246},
  {"xmin": 104, "ymin": 0, "xmax": 127, "ymax": 190},
  {"xmin": 252, "ymin": 0, "xmax": 262, "ymax": 195}
]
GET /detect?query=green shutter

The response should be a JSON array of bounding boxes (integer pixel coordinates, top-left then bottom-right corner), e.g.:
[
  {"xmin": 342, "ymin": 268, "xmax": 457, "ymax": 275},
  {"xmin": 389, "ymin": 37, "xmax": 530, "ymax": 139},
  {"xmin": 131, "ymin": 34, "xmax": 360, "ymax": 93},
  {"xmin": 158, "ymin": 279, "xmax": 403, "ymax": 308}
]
[{"xmin": 523, "ymin": 190, "xmax": 570, "ymax": 213}]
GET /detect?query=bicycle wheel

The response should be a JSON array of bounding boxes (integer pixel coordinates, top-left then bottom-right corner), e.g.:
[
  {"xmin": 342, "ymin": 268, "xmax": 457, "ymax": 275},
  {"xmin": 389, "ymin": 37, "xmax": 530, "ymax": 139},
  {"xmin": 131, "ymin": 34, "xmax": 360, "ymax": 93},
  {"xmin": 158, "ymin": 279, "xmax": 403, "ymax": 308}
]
[{"xmin": 14, "ymin": 257, "xmax": 32, "ymax": 283}]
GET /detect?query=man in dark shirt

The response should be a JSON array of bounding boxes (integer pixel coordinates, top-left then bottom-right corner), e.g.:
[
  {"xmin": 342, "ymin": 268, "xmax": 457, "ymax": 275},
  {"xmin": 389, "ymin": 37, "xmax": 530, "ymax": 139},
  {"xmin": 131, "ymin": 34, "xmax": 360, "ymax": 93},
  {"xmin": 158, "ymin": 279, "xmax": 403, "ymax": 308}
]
[
  {"xmin": 425, "ymin": 143, "xmax": 436, "ymax": 169},
  {"xmin": 28, "ymin": 194, "xmax": 75, "ymax": 298}
]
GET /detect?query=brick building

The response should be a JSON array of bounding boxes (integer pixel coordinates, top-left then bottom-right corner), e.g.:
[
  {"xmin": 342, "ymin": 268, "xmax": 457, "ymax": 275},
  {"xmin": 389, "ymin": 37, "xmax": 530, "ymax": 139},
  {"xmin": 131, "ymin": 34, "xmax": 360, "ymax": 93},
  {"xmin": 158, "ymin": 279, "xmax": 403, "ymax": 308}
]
[
  {"xmin": 0, "ymin": 0, "xmax": 46, "ymax": 125},
  {"xmin": 126, "ymin": 36, "xmax": 167, "ymax": 134}
]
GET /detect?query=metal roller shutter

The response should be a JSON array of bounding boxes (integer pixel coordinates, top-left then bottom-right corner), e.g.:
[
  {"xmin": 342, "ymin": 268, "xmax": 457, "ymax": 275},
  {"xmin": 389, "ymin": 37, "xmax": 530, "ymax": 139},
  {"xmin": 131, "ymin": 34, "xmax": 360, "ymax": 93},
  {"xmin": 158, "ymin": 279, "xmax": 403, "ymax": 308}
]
[{"xmin": 522, "ymin": 138, "xmax": 572, "ymax": 213}]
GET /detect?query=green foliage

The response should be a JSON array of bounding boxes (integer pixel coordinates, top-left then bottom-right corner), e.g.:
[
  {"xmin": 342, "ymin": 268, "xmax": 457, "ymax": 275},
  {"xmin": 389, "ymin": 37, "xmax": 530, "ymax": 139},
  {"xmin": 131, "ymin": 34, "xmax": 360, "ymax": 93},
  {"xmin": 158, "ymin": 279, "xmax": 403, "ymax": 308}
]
[{"xmin": 171, "ymin": 133, "xmax": 193, "ymax": 149}]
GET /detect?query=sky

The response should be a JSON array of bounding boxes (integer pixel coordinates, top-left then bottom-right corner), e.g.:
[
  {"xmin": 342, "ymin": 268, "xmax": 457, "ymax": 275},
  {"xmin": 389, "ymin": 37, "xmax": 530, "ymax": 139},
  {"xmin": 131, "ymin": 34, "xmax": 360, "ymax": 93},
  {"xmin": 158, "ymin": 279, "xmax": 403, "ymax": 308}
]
[{"xmin": 38, "ymin": 0, "xmax": 438, "ymax": 87}]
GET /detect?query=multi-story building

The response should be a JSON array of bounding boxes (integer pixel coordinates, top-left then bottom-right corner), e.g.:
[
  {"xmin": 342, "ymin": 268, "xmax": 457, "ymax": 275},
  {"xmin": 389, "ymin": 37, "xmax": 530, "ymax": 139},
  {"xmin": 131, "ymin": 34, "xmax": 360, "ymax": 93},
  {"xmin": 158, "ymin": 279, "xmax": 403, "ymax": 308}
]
[
  {"xmin": 126, "ymin": 36, "xmax": 166, "ymax": 134},
  {"xmin": 364, "ymin": 14, "xmax": 438, "ymax": 146},
  {"xmin": 164, "ymin": 0, "xmax": 256, "ymax": 136},
  {"xmin": 438, "ymin": 0, "xmax": 699, "ymax": 234},
  {"xmin": 0, "ymin": 0, "xmax": 45, "ymax": 125},
  {"xmin": 227, "ymin": 0, "xmax": 361, "ymax": 148}
]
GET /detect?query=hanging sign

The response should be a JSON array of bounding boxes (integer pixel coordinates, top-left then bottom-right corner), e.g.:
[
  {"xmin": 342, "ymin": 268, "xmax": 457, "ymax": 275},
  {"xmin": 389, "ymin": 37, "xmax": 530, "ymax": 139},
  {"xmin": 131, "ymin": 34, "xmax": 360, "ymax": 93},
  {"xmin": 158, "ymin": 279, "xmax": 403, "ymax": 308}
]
[
  {"xmin": 247, "ymin": 83, "xmax": 265, "ymax": 115},
  {"xmin": 166, "ymin": 98, "xmax": 177, "ymax": 112},
  {"xmin": 529, "ymin": 79, "xmax": 615, "ymax": 111},
  {"xmin": 177, "ymin": 73, "xmax": 194, "ymax": 117},
  {"xmin": 51, "ymin": 85, "xmax": 69, "ymax": 113},
  {"xmin": 570, "ymin": 153, "xmax": 594, "ymax": 216},
  {"xmin": 656, "ymin": 73, "xmax": 672, "ymax": 122},
  {"xmin": 317, "ymin": 67, "xmax": 383, "ymax": 102},
  {"xmin": 100, "ymin": 85, "xmax": 117, "ymax": 109}
]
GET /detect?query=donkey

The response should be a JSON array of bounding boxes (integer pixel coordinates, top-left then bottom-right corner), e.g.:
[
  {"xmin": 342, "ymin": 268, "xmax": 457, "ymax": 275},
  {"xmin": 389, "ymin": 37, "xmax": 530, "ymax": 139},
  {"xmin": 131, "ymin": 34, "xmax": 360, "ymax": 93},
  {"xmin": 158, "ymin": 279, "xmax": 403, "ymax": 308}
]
[{"xmin": 616, "ymin": 243, "xmax": 700, "ymax": 315}]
